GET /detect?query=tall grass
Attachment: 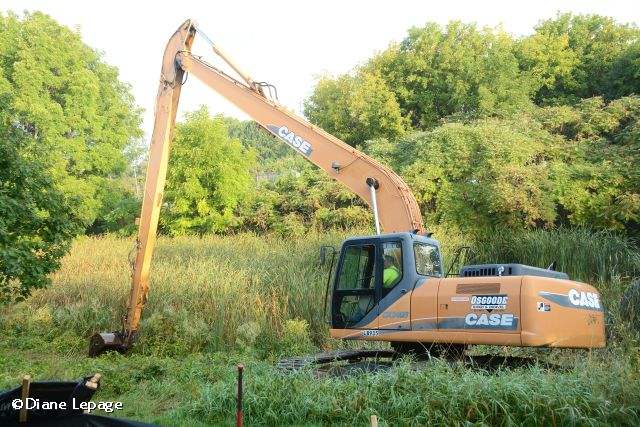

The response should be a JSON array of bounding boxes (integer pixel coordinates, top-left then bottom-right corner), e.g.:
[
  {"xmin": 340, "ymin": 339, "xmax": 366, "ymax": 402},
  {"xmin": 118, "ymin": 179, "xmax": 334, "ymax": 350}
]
[
  {"xmin": 472, "ymin": 228, "xmax": 640, "ymax": 284},
  {"xmin": 0, "ymin": 349, "xmax": 638, "ymax": 425},
  {"xmin": 1, "ymin": 228, "xmax": 638, "ymax": 357},
  {"xmin": 1, "ymin": 228, "xmax": 639, "ymax": 425},
  {"xmin": 1, "ymin": 232, "xmax": 349, "ymax": 356}
]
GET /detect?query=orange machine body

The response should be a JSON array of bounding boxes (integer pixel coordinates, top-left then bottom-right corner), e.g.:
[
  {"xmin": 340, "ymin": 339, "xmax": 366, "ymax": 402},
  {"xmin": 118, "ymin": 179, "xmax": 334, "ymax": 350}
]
[{"xmin": 329, "ymin": 233, "xmax": 605, "ymax": 349}]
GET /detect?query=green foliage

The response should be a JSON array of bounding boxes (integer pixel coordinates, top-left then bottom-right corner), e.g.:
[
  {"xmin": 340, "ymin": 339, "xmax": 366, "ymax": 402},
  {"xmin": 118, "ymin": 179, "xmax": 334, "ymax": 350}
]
[
  {"xmin": 237, "ymin": 157, "xmax": 372, "ymax": 235},
  {"xmin": 222, "ymin": 117, "xmax": 291, "ymax": 165},
  {"xmin": 307, "ymin": 14, "xmax": 639, "ymax": 137},
  {"xmin": 361, "ymin": 96, "xmax": 640, "ymax": 236},
  {"xmin": 0, "ymin": 12, "xmax": 142, "ymax": 229},
  {"xmin": 515, "ymin": 31, "xmax": 577, "ymax": 101},
  {"xmin": 0, "ymin": 125, "xmax": 80, "ymax": 300},
  {"xmin": 307, "ymin": 21, "xmax": 534, "ymax": 136},
  {"xmin": 88, "ymin": 184, "xmax": 140, "ymax": 236},
  {"xmin": 395, "ymin": 118, "xmax": 559, "ymax": 231},
  {"xmin": 383, "ymin": 21, "xmax": 534, "ymax": 127},
  {"xmin": 536, "ymin": 96, "xmax": 640, "ymax": 231},
  {"xmin": 161, "ymin": 107, "xmax": 255, "ymax": 235},
  {"xmin": 304, "ymin": 71, "xmax": 407, "ymax": 146},
  {"xmin": 524, "ymin": 13, "xmax": 640, "ymax": 104},
  {"xmin": 302, "ymin": 14, "xmax": 640, "ymax": 237}
]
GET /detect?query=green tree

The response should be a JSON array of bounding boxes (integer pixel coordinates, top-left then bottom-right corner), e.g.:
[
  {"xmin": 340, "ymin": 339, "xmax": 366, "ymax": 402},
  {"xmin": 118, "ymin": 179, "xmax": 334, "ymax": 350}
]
[
  {"xmin": 222, "ymin": 118, "xmax": 291, "ymax": 165},
  {"xmin": 515, "ymin": 32, "xmax": 577, "ymax": 102},
  {"xmin": 399, "ymin": 119, "xmax": 560, "ymax": 232},
  {"xmin": 380, "ymin": 22, "xmax": 534, "ymax": 128},
  {"xmin": 160, "ymin": 107, "xmax": 255, "ymax": 235},
  {"xmin": 0, "ymin": 12, "xmax": 140, "ymax": 297},
  {"xmin": 237, "ymin": 157, "xmax": 371, "ymax": 236},
  {"xmin": 0, "ymin": 117, "xmax": 80, "ymax": 300},
  {"xmin": 304, "ymin": 71, "xmax": 407, "ymax": 147},
  {"xmin": 305, "ymin": 21, "xmax": 535, "ymax": 137},
  {"xmin": 536, "ymin": 96, "xmax": 640, "ymax": 232},
  {"xmin": 0, "ymin": 12, "xmax": 142, "ymax": 229},
  {"xmin": 524, "ymin": 13, "xmax": 640, "ymax": 104}
]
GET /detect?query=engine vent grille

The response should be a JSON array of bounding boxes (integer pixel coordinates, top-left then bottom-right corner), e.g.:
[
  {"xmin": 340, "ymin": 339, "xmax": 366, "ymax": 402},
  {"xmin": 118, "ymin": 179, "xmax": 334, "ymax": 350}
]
[
  {"xmin": 459, "ymin": 263, "xmax": 569, "ymax": 280},
  {"xmin": 462, "ymin": 266, "xmax": 513, "ymax": 277}
]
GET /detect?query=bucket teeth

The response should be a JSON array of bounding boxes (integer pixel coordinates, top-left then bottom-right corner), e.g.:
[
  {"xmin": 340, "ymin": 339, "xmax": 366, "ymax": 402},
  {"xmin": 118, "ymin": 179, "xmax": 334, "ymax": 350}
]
[{"xmin": 88, "ymin": 332, "xmax": 128, "ymax": 357}]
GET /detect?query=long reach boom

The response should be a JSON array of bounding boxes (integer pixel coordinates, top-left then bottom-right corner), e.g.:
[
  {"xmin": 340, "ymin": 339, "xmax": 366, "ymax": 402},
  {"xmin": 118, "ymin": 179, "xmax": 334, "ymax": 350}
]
[{"xmin": 89, "ymin": 20, "xmax": 424, "ymax": 355}]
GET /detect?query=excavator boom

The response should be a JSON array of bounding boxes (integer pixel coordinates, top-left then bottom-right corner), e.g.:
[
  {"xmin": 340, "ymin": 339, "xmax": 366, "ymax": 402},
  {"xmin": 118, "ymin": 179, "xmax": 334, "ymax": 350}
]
[{"xmin": 89, "ymin": 20, "xmax": 424, "ymax": 356}]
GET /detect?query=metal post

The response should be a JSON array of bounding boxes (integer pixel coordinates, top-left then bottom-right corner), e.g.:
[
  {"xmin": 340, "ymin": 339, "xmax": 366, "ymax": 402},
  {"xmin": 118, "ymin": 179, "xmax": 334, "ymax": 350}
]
[
  {"xmin": 236, "ymin": 364, "xmax": 244, "ymax": 427},
  {"xmin": 367, "ymin": 178, "xmax": 381, "ymax": 235}
]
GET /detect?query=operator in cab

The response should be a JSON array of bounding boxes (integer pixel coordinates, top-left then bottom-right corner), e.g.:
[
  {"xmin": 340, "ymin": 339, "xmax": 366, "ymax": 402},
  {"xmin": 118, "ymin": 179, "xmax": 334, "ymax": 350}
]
[{"xmin": 383, "ymin": 254, "xmax": 401, "ymax": 289}]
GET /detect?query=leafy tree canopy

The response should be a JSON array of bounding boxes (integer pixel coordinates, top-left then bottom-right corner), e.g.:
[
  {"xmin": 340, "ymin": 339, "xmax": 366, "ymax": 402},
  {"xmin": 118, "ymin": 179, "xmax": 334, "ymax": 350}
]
[
  {"xmin": 237, "ymin": 157, "xmax": 371, "ymax": 236},
  {"xmin": 304, "ymin": 71, "xmax": 407, "ymax": 147},
  {"xmin": 0, "ymin": 122, "xmax": 81, "ymax": 300},
  {"xmin": 0, "ymin": 12, "xmax": 141, "ymax": 297},
  {"xmin": 536, "ymin": 96, "xmax": 640, "ymax": 232},
  {"xmin": 305, "ymin": 21, "xmax": 534, "ymax": 140},
  {"xmin": 222, "ymin": 118, "xmax": 292, "ymax": 165},
  {"xmin": 0, "ymin": 12, "xmax": 142, "ymax": 228},
  {"xmin": 396, "ymin": 119, "xmax": 560, "ymax": 231},
  {"xmin": 522, "ymin": 13, "xmax": 640, "ymax": 104},
  {"xmin": 161, "ymin": 107, "xmax": 255, "ymax": 236}
]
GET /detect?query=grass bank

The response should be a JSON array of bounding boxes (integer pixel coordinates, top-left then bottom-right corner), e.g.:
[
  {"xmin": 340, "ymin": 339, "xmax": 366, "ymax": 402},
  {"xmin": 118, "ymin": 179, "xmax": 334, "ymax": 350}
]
[{"xmin": 1, "ymin": 228, "xmax": 639, "ymax": 425}]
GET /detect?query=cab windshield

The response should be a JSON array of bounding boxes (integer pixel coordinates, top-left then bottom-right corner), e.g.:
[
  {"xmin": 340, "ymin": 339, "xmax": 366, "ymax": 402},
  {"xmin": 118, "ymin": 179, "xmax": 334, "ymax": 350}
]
[{"xmin": 414, "ymin": 243, "xmax": 442, "ymax": 277}]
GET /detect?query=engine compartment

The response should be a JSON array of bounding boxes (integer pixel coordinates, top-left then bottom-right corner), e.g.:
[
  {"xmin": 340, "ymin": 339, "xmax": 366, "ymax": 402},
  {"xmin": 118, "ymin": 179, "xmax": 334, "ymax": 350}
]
[{"xmin": 460, "ymin": 263, "xmax": 569, "ymax": 280}]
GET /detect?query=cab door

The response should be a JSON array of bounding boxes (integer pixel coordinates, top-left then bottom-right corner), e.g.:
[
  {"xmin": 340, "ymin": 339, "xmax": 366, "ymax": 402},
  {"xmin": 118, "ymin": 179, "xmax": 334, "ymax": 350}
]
[
  {"xmin": 408, "ymin": 242, "xmax": 443, "ymax": 331},
  {"xmin": 377, "ymin": 240, "xmax": 412, "ymax": 330},
  {"xmin": 331, "ymin": 242, "xmax": 379, "ymax": 329}
]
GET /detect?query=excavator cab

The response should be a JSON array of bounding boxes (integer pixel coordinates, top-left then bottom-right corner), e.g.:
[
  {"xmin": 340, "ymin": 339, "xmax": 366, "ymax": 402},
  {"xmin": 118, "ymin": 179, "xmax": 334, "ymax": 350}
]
[
  {"xmin": 329, "ymin": 233, "xmax": 443, "ymax": 331},
  {"xmin": 328, "ymin": 232, "xmax": 605, "ymax": 350}
]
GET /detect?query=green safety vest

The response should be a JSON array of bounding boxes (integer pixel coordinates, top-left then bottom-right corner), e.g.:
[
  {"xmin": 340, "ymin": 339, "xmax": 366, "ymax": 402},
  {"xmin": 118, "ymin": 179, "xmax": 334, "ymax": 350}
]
[{"xmin": 383, "ymin": 266, "xmax": 400, "ymax": 288}]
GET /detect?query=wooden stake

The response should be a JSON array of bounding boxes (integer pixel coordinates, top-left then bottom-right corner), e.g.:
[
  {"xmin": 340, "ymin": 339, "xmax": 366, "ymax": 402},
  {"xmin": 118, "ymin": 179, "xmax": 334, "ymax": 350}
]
[
  {"xmin": 236, "ymin": 364, "xmax": 244, "ymax": 427},
  {"xmin": 85, "ymin": 373, "xmax": 102, "ymax": 390},
  {"xmin": 370, "ymin": 414, "xmax": 378, "ymax": 427},
  {"xmin": 19, "ymin": 375, "xmax": 31, "ymax": 423}
]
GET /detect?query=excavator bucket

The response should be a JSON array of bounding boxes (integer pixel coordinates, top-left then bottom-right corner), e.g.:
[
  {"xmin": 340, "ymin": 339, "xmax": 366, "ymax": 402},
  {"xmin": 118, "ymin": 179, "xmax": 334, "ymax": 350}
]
[{"xmin": 88, "ymin": 332, "xmax": 128, "ymax": 357}]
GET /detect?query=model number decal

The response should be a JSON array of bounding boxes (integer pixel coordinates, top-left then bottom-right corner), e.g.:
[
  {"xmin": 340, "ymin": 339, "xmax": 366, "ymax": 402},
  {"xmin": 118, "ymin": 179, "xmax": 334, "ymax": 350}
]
[
  {"xmin": 361, "ymin": 329, "xmax": 380, "ymax": 337},
  {"xmin": 266, "ymin": 124, "xmax": 313, "ymax": 156},
  {"xmin": 382, "ymin": 311, "xmax": 409, "ymax": 319}
]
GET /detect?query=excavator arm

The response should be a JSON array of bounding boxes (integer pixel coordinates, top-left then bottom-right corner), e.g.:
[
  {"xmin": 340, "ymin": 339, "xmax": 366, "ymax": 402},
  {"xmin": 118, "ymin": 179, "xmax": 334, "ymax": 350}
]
[{"xmin": 89, "ymin": 20, "xmax": 424, "ymax": 356}]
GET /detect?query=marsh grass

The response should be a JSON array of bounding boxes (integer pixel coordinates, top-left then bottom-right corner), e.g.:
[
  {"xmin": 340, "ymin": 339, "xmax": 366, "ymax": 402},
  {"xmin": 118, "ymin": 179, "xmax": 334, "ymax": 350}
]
[{"xmin": 1, "ymin": 228, "xmax": 639, "ymax": 425}]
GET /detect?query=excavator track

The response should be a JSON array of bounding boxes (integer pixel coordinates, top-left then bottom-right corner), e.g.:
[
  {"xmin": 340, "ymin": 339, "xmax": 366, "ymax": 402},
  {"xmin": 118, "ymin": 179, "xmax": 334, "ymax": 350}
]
[
  {"xmin": 277, "ymin": 349, "xmax": 561, "ymax": 376},
  {"xmin": 277, "ymin": 349, "xmax": 396, "ymax": 371}
]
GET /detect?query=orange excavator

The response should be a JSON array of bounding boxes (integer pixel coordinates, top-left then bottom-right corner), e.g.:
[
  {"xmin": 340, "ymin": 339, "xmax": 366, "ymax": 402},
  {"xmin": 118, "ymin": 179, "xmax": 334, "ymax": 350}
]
[{"xmin": 89, "ymin": 20, "xmax": 605, "ymax": 357}]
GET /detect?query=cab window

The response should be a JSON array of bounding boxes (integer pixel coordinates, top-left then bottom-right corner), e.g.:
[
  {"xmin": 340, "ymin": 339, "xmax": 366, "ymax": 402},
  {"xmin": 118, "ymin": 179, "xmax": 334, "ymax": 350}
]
[
  {"xmin": 382, "ymin": 242, "xmax": 403, "ymax": 293},
  {"xmin": 414, "ymin": 243, "xmax": 442, "ymax": 277},
  {"xmin": 337, "ymin": 245, "xmax": 376, "ymax": 290}
]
